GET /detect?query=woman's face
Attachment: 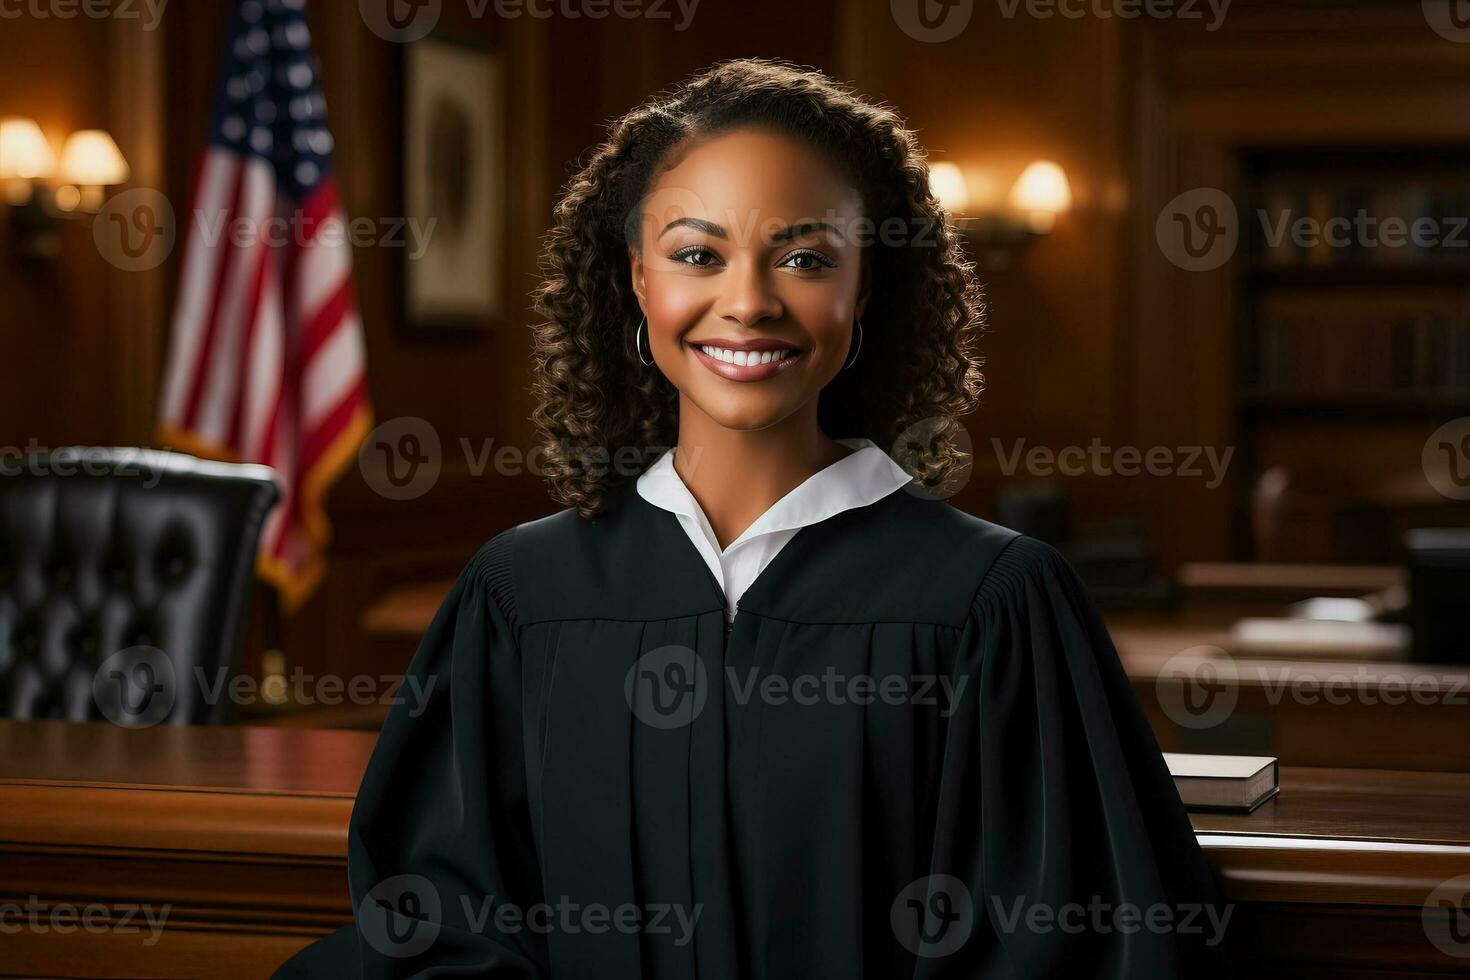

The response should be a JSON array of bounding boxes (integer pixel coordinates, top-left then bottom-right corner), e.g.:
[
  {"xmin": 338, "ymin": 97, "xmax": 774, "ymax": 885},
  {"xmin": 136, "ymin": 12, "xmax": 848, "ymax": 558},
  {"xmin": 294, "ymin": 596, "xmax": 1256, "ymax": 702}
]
[{"xmin": 629, "ymin": 127, "xmax": 869, "ymax": 432}]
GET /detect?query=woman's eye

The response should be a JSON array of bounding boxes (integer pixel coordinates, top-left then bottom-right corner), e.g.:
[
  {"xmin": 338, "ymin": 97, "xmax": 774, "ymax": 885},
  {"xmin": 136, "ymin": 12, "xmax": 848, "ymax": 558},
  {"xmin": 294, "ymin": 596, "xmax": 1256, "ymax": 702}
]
[
  {"xmin": 780, "ymin": 249, "xmax": 836, "ymax": 271},
  {"xmin": 668, "ymin": 246, "xmax": 834, "ymax": 270},
  {"xmin": 670, "ymin": 246, "xmax": 719, "ymax": 267}
]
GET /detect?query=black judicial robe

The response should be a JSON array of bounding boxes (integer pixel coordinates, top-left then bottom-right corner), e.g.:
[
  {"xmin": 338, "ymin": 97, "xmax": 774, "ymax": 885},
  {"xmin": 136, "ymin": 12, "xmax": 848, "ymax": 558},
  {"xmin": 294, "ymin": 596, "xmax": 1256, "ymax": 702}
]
[{"xmin": 275, "ymin": 482, "xmax": 1234, "ymax": 979}]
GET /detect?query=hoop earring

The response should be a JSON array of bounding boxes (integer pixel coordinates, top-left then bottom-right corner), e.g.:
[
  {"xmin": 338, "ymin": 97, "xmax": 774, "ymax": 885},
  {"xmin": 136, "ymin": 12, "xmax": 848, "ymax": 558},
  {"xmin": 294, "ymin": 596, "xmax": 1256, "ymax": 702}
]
[
  {"xmin": 843, "ymin": 318, "xmax": 864, "ymax": 370},
  {"xmin": 633, "ymin": 317, "xmax": 654, "ymax": 367}
]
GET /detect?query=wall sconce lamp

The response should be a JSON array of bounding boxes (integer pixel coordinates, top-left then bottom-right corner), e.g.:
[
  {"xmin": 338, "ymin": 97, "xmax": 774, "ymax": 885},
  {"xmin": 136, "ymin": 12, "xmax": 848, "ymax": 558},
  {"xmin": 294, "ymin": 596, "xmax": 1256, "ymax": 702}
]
[
  {"xmin": 1, "ymin": 117, "xmax": 130, "ymax": 259},
  {"xmin": 934, "ymin": 160, "xmax": 1073, "ymax": 268}
]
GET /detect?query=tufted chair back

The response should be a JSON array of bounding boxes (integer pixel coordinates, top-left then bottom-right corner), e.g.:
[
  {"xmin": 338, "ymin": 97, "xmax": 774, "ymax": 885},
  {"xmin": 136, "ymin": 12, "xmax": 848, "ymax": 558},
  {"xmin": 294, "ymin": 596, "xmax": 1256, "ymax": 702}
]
[{"xmin": 0, "ymin": 448, "xmax": 279, "ymax": 724}]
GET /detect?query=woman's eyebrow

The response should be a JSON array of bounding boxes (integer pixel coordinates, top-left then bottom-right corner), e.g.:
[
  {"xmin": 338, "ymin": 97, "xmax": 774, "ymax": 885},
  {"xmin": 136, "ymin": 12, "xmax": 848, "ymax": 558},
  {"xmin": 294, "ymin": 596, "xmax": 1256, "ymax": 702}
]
[
  {"xmin": 769, "ymin": 221, "xmax": 845, "ymax": 245},
  {"xmin": 658, "ymin": 217, "xmax": 846, "ymax": 244},
  {"xmin": 660, "ymin": 217, "xmax": 727, "ymax": 240}
]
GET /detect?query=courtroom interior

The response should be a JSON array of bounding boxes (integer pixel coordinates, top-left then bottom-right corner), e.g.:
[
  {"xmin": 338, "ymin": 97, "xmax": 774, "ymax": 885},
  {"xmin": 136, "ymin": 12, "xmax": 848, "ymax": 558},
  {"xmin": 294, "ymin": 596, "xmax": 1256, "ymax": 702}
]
[{"xmin": 2, "ymin": 0, "xmax": 1470, "ymax": 976}]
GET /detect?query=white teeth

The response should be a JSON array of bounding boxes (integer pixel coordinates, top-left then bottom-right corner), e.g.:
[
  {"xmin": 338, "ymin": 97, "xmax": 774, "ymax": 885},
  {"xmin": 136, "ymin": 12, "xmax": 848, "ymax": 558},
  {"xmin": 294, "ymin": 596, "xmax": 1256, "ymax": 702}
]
[{"xmin": 698, "ymin": 344, "xmax": 799, "ymax": 367}]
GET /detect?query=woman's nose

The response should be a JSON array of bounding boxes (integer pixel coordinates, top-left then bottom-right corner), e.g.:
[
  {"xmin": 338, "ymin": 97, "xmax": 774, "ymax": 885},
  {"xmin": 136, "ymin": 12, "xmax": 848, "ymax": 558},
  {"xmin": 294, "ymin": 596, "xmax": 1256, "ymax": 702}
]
[{"xmin": 718, "ymin": 263, "xmax": 783, "ymax": 327}]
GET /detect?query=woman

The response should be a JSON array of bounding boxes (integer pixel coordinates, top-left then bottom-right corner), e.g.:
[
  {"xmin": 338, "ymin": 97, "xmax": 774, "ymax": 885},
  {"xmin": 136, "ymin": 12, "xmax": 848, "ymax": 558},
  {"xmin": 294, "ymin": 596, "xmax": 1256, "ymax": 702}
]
[{"xmin": 278, "ymin": 58, "xmax": 1232, "ymax": 979}]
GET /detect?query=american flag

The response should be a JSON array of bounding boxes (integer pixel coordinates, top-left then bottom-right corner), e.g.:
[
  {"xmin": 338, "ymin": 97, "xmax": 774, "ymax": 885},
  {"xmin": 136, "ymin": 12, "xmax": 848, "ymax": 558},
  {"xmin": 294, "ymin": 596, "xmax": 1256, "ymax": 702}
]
[{"xmin": 158, "ymin": 0, "xmax": 371, "ymax": 611}]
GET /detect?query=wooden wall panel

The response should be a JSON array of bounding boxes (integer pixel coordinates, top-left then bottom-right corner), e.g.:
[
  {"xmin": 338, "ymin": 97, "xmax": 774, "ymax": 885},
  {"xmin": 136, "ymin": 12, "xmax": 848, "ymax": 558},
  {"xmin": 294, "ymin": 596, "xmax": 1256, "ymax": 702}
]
[{"xmin": 0, "ymin": 17, "xmax": 151, "ymax": 448}]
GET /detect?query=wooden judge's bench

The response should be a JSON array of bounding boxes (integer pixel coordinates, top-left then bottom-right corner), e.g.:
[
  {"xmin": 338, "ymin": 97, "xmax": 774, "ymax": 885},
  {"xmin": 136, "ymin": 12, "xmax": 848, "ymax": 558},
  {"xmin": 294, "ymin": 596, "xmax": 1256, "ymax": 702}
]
[{"xmin": 1, "ymin": 720, "xmax": 1469, "ymax": 978}]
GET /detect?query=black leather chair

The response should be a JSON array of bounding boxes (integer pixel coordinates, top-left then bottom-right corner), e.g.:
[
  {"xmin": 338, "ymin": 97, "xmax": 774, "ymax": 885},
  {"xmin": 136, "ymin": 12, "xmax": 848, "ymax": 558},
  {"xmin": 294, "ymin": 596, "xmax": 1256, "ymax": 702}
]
[{"xmin": 0, "ymin": 447, "xmax": 279, "ymax": 724}]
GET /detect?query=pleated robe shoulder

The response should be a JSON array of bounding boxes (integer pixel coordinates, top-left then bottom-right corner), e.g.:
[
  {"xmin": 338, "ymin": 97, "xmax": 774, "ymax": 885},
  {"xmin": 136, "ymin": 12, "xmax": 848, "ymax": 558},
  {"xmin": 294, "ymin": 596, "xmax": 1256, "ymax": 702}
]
[{"xmin": 274, "ymin": 481, "xmax": 1234, "ymax": 979}]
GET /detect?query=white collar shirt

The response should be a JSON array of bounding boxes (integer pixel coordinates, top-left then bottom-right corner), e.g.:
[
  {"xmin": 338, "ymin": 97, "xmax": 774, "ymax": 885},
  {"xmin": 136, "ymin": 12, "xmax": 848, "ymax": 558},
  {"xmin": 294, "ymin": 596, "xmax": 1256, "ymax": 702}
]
[{"xmin": 635, "ymin": 437, "xmax": 914, "ymax": 624}]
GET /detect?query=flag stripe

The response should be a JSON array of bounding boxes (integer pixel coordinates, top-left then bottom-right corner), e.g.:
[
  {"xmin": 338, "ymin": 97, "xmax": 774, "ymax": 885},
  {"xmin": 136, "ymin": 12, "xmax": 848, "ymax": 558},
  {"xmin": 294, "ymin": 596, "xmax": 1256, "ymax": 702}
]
[
  {"xmin": 242, "ymin": 262, "xmax": 285, "ymax": 460},
  {"xmin": 302, "ymin": 375, "xmax": 367, "ymax": 469},
  {"xmin": 294, "ymin": 212, "xmax": 352, "ymax": 320},
  {"xmin": 192, "ymin": 159, "xmax": 278, "ymax": 445},
  {"xmin": 225, "ymin": 243, "xmax": 276, "ymax": 450},
  {"xmin": 178, "ymin": 157, "xmax": 249, "ymax": 432},
  {"xmin": 160, "ymin": 152, "xmax": 240, "ymax": 426},
  {"xmin": 301, "ymin": 279, "xmax": 352, "ymax": 365},
  {"xmin": 302, "ymin": 311, "xmax": 365, "ymax": 428}
]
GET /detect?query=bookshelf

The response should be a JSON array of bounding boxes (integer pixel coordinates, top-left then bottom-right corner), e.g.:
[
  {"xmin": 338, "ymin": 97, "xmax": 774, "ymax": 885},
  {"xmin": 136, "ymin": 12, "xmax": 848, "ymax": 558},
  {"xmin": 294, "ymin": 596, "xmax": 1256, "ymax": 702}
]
[
  {"xmin": 1239, "ymin": 147, "xmax": 1470, "ymax": 414},
  {"xmin": 1232, "ymin": 147, "xmax": 1470, "ymax": 560}
]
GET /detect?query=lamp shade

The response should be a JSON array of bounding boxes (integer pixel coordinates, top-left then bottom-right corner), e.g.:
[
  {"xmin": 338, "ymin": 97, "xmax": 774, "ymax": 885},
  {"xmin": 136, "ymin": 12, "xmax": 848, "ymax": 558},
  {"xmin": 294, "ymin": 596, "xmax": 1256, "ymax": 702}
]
[
  {"xmin": 1011, "ymin": 160, "xmax": 1072, "ymax": 215},
  {"xmin": 0, "ymin": 117, "xmax": 57, "ymax": 180},
  {"xmin": 928, "ymin": 162, "xmax": 970, "ymax": 214},
  {"xmin": 59, "ymin": 130, "xmax": 130, "ymax": 186}
]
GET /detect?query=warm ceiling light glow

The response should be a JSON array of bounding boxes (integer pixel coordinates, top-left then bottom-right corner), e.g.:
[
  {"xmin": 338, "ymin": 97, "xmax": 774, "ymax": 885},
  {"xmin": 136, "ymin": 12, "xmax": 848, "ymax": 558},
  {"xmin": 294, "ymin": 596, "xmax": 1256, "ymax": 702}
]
[
  {"xmin": 59, "ymin": 130, "xmax": 130, "ymax": 186},
  {"xmin": 928, "ymin": 162, "xmax": 970, "ymax": 215},
  {"xmin": 1010, "ymin": 160, "xmax": 1072, "ymax": 216},
  {"xmin": 0, "ymin": 117, "xmax": 58, "ymax": 180}
]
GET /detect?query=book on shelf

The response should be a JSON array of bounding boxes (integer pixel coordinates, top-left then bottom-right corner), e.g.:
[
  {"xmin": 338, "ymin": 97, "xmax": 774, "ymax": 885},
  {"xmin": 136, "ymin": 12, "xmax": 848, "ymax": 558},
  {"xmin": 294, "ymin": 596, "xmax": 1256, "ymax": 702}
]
[
  {"xmin": 1248, "ymin": 310, "xmax": 1470, "ymax": 401},
  {"xmin": 1250, "ymin": 178, "xmax": 1470, "ymax": 270}
]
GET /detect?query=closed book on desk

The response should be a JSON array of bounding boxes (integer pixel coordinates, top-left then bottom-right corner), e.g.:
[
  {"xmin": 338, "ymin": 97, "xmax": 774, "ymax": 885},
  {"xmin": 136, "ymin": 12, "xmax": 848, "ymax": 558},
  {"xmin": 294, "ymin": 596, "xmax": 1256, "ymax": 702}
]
[
  {"xmin": 1166, "ymin": 753, "xmax": 1279, "ymax": 812},
  {"xmin": 1228, "ymin": 617, "xmax": 1409, "ymax": 661}
]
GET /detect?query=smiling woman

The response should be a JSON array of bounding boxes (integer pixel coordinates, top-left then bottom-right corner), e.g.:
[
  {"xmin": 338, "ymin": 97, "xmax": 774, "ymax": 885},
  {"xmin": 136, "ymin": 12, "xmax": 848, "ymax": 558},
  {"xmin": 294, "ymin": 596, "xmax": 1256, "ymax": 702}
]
[
  {"xmin": 274, "ymin": 58, "xmax": 1235, "ymax": 979},
  {"xmin": 530, "ymin": 58, "xmax": 984, "ymax": 521}
]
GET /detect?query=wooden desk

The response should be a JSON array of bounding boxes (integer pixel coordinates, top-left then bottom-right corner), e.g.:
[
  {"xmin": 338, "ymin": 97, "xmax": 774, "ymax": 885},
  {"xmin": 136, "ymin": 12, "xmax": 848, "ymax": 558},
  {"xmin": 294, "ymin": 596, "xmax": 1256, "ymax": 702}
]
[
  {"xmin": 360, "ymin": 577, "xmax": 456, "ymax": 638},
  {"xmin": 1176, "ymin": 561, "xmax": 1405, "ymax": 600},
  {"xmin": 1196, "ymin": 768, "xmax": 1470, "ymax": 977},
  {"xmin": 0, "ymin": 720, "xmax": 374, "ymax": 978},
  {"xmin": 4, "ymin": 724, "xmax": 1470, "ymax": 978},
  {"xmin": 1113, "ymin": 619, "xmax": 1470, "ymax": 772}
]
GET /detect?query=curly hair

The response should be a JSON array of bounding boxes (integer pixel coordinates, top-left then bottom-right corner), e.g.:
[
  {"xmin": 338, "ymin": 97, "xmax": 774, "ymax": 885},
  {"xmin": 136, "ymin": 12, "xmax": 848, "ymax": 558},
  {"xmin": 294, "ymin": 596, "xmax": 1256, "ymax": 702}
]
[{"xmin": 530, "ymin": 57, "xmax": 984, "ymax": 517}]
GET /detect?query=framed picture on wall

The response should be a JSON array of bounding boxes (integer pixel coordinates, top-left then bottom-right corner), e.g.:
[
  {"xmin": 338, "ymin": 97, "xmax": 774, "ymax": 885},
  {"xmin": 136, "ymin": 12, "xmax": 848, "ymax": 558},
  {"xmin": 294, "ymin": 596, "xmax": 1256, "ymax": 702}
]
[{"xmin": 403, "ymin": 36, "xmax": 506, "ymax": 330}]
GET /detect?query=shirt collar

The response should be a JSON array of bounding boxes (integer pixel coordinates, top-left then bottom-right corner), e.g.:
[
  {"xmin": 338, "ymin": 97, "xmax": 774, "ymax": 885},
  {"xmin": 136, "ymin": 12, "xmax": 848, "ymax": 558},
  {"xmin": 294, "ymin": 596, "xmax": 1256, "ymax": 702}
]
[{"xmin": 635, "ymin": 437, "xmax": 914, "ymax": 552}]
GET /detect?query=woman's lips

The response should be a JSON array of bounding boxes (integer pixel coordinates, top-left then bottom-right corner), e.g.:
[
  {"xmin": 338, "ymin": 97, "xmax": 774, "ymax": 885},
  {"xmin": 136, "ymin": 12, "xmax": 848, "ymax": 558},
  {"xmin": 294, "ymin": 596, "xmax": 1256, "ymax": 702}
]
[{"xmin": 688, "ymin": 342, "xmax": 805, "ymax": 382}]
